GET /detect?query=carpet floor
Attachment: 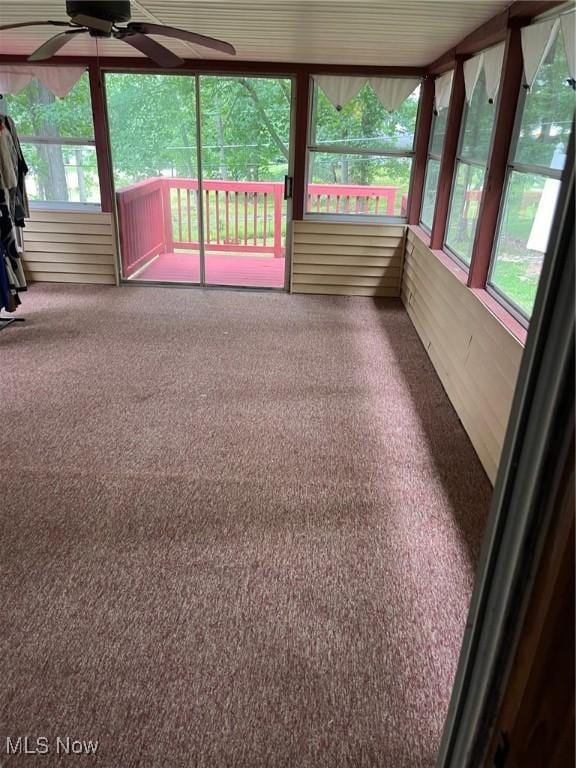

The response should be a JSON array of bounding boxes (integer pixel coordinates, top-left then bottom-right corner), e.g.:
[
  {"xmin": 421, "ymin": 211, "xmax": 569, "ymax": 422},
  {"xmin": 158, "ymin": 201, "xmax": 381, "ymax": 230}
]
[{"xmin": 0, "ymin": 284, "xmax": 492, "ymax": 768}]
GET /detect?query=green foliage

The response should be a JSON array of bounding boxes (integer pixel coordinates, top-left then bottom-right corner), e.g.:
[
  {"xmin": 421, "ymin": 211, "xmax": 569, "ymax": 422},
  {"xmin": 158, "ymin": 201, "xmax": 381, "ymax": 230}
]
[
  {"xmin": 6, "ymin": 74, "xmax": 96, "ymax": 201},
  {"xmin": 491, "ymin": 171, "xmax": 550, "ymax": 317},
  {"xmin": 490, "ymin": 257, "xmax": 541, "ymax": 317},
  {"xmin": 515, "ymin": 32, "xmax": 575, "ymax": 168},
  {"xmin": 105, "ymin": 74, "xmax": 292, "ymax": 186},
  {"xmin": 6, "ymin": 72, "xmax": 420, "ymax": 200},
  {"xmin": 460, "ymin": 69, "xmax": 496, "ymax": 163},
  {"xmin": 445, "ymin": 162, "xmax": 486, "ymax": 264},
  {"xmin": 199, "ymin": 76, "xmax": 291, "ymax": 181},
  {"xmin": 310, "ymin": 82, "xmax": 420, "ymax": 189},
  {"xmin": 313, "ymin": 82, "xmax": 419, "ymax": 150},
  {"xmin": 6, "ymin": 73, "xmax": 94, "ymax": 138},
  {"xmin": 490, "ymin": 33, "xmax": 575, "ymax": 319},
  {"xmin": 106, "ymin": 74, "xmax": 197, "ymax": 184}
]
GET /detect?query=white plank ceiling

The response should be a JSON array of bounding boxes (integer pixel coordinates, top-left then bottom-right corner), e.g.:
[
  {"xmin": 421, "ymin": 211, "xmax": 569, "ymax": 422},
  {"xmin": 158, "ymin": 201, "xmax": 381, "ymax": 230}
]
[{"xmin": 0, "ymin": 0, "xmax": 513, "ymax": 66}]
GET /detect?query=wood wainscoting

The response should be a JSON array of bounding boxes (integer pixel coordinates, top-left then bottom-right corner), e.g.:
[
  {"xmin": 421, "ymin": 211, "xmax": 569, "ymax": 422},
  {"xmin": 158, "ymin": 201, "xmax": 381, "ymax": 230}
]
[
  {"xmin": 22, "ymin": 209, "xmax": 118, "ymax": 286},
  {"xmin": 402, "ymin": 228, "xmax": 524, "ymax": 483},
  {"xmin": 291, "ymin": 221, "xmax": 404, "ymax": 297}
]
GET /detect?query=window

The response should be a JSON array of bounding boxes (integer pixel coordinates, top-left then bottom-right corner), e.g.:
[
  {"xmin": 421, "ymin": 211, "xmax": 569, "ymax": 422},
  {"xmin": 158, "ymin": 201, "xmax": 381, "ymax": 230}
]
[
  {"xmin": 420, "ymin": 73, "xmax": 452, "ymax": 230},
  {"xmin": 307, "ymin": 77, "xmax": 421, "ymax": 218},
  {"xmin": 5, "ymin": 72, "xmax": 99, "ymax": 207},
  {"xmin": 489, "ymin": 31, "xmax": 574, "ymax": 320},
  {"xmin": 445, "ymin": 66, "xmax": 498, "ymax": 265}
]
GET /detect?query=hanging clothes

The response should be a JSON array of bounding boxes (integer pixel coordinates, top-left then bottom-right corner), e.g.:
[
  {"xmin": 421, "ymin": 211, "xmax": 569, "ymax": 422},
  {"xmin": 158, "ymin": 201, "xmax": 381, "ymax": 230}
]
[
  {"xmin": 0, "ymin": 239, "xmax": 21, "ymax": 313},
  {"xmin": 0, "ymin": 120, "xmax": 17, "ymax": 191},
  {"xmin": 5, "ymin": 116, "xmax": 29, "ymax": 225},
  {"xmin": 0, "ymin": 111, "xmax": 28, "ymax": 314}
]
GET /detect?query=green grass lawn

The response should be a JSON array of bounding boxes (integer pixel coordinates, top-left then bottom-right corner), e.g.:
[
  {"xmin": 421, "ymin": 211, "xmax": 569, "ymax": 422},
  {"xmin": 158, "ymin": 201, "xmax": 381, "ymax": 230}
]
[{"xmin": 490, "ymin": 255, "xmax": 540, "ymax": 317}]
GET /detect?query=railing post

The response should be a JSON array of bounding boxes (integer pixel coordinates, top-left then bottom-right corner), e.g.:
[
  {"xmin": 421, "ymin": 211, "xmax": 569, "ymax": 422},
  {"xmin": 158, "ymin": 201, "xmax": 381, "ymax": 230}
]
[
  {"xmin": 274, "ymin": 182, "xmax": 283, "ymax": 258},
  {"xmin": 161, "ymin": 179, "xmax": 174, "ymax": 253},
  {"xmin": 153, "ymin": 182, "xmax": 164, "ymax": 256},
  {"xmin": 116, "ymin": 192, "xmax": 129, "ymax": 275}
]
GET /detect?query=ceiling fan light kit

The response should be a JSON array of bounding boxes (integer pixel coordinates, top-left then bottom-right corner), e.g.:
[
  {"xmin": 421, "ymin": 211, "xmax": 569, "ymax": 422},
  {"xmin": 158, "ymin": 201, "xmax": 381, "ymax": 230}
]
[{"xmin": 0, "ymin": 0, "xmax": 236, "ymax": 67}]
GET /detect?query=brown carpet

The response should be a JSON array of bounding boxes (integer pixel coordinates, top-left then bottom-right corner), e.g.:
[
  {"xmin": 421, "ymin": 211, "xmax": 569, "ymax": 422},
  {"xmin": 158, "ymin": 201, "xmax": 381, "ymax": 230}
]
[{"xmin": 0, "ymin": 284, "xmax": 492, "ymax": 767}]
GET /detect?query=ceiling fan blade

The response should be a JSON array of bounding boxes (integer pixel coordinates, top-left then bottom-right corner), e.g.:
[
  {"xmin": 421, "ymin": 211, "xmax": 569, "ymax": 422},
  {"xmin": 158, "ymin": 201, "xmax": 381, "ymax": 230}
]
[
  {"xmin": 0, "ymin": 20, "xmax": 74, "ymax": 32},
  {"xmin": 27, "ymin": 29, "xmax": 88, "ymax": 61},
  {"xmin": 127, "ymin": 22, "xmax": 236, "ymax": 56},
  {"xmin": 69, "ymin": 14, "xmax": 113, "ymax": 34},
  {"xmin": 114, "ymin": 31, "xmax": 184, "ymax": 68}
]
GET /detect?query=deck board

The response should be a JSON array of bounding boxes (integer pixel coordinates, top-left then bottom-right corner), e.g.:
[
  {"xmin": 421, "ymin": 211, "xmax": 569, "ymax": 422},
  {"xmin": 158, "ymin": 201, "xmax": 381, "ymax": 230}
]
[{"xmin": 130, "ymin": 252, "xmax": 285, "ymax": 288}]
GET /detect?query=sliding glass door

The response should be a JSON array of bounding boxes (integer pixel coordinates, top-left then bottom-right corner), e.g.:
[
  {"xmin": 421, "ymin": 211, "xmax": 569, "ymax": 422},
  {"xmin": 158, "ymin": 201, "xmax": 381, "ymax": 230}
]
[
  {"xmin": 199, "ymin": 76, "xmax": 292, "ymax": 289},
  {"xmin": 106, "ymin": 72, "xmax": 293, "ymax": 290},
  {"xmin": 106, "ymin": 73, "xmax": 201, "ymax": 283}
]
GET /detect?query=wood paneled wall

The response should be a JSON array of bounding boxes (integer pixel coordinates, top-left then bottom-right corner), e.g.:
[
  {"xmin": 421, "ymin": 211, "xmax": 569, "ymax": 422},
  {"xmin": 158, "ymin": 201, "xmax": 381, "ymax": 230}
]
[
  {"xmin": 22, "ymin": 209, "xmax": 117, "ymax": 285},
  {"xmin": 291, "ymin": 221, "xmax": 404, "ymax": 296},
  {"xmin": 402, "ymin": 228, "xmax": 524, "ymax": 483}
]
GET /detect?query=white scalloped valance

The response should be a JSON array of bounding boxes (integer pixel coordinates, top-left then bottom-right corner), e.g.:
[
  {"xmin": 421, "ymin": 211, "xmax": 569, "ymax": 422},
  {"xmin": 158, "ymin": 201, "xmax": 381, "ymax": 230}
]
[
  {"xmin": 313, "ymin": 74, "xmax": 420, "ymax": 112},
  {"xmin": 521, "ymin": 18, "xmax": 560, "ymax": 88},
  {"xmin": 312, "ymin": 75, "xmax": 367, "ymax": 111},
  {"xmin": 521, "ymin": 11, "xmax": 576, "ymax": 87},
  {"xmin": 369, "ymin": 77, "xmax": 420, "ymax": 111},
  {"xmin": 464, "ymin": 52, "xmax": 484, "ymax": 103},
  {"xmin": 464, "ymin": 43, "xmax": 505, "ymax": 104},
  {"xmin": 0, "ymin": 65, "xmax": 85, "ymax": 98},
  {"xmin": 435, "ymin": 70, "xmax": 453, "ymax": 111},
  {"xmin": 483, "ymin": 43, "xmax": 506, "ymax": 102}
]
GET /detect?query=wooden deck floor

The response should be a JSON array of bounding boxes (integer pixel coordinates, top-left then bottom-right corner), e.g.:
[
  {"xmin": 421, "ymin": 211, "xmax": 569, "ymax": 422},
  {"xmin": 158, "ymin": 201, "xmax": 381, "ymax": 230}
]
[{"xmin": 129, "ymin": 252, "xmax": 286, "ymax": 288}]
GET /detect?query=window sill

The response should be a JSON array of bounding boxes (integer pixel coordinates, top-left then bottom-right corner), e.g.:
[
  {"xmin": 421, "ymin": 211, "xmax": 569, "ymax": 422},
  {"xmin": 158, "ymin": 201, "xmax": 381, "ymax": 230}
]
[
  {"xmin": 30, "ymin": 202, "xmax": 102, "ymax": 213},
  {"xmin": 410, "ymin": 224, "xmax": 431, "ymax": 246},
  {"xmin": 409, "ymin": 225, "xmax": 469, "ymax": 286},
  {"xmin": 305, "ymin": 212, "xmax": 407, "ymax": 225},
  {"xmin": 472, "ymin": 288, "xmax": 527, "ymax": 345},
  {"xmin": 408, "ymin": 225, "xmax": 527, "ymax": 346}
]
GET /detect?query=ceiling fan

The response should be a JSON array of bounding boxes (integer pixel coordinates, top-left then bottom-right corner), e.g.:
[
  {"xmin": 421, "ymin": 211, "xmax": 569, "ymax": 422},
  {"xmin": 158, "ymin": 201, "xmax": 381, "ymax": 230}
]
[{"xmin": 0, "ymin": 0, "xmax": 236, "ymax": 67}]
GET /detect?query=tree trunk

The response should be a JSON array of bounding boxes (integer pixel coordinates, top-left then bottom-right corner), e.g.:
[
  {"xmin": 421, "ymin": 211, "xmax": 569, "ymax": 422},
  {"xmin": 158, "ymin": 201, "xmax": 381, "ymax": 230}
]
[
  {"xmin": 238, "ymin": 79, "xmax": 289, "ymax": 161},
  {"xmin": 341, "ymin": 156, "xmax": 349, "ymax": 184},
  {"xmin": 180, "ymin": 127, "xmax": 194, "ymax": 177},
  {"xmin": 34, "ymin": 83, "xmax": 69, "ymax": 202},
  {"xmin": 75, "ymin": 149, "xmax": 86, "ymax": 202},
  {"xmin": 217, "ymin": 108, "xmax": 228, "ymax": 180},
  {"xmin": 359, "ymin": 104, "xmax": 371, "ymax": 185},
  {"xmin": 279, "ymin": 80, "xmax": 292, "ymax": 106}
]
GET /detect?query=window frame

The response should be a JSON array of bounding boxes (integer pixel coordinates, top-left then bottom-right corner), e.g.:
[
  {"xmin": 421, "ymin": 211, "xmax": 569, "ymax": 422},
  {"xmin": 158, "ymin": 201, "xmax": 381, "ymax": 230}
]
[
  {"xmin": 443, "ymin": 89, "xmax": 497, "ymax": 268},
  {"xmin": 443, "ymin": 62, "xmax": 502, "ymax": 270},
  {"xmin": 21, "ymin": 135, "xmax": 101, "ymax": 212},
  {"xmin": 419, "ymin": 96, "xmax": 450, "ymax": 232},
  {"xmin": 485, "ymin": 79, "xmax": 568, "ymax": 326},
  {"xmin": 305, "ymin": 76, "xmax": 422, "ymax": 223},
  {"xmin": 8, "ymin": 72, "xmax": 101, "ymax": 211}
]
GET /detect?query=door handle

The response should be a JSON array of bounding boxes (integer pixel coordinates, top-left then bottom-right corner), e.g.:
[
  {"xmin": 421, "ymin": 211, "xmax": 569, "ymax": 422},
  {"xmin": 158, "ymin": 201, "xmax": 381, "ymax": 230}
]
[{"xmin": 283, "ymin": 175, "xmax": 293, "ymax": 200}]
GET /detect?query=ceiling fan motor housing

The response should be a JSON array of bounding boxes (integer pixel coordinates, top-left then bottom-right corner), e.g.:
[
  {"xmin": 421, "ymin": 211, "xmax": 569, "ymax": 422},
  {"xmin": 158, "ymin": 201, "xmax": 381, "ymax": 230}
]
[{"xmin": 66, "ymin": 1, "xmax": 132, "ymax": 23}]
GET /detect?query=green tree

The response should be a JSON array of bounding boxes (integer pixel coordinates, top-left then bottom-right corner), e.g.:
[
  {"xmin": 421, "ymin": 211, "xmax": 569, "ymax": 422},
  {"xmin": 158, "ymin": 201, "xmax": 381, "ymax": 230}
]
[
  {"xmin": 6, "ymin": 73, "xmax": 94, "ymax": 201},
  {"xmin": 199, "ymin": 76, "xmax": 291, "ymax": 182},
  {"xmin": 6, "ymin": 72, "xmax": 423, "ymax": 201},
  {"xmin": 311, "ymin": 82, "xmax": 420, "ymax": 190}
]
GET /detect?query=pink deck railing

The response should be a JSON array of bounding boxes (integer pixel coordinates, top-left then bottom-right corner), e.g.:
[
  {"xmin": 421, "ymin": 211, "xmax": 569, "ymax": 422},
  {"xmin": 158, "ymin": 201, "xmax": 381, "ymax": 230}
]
[
  {"xmin": 307, "ymin": 184, "xmax": 397, "ymax": 215},
  {"xmin": 116, "ymin": 177, "xmax": 399, "ymax": 277},
  {"xmin": 169, "ymin": 178, "xmax": 284, "ymax": 258}
]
